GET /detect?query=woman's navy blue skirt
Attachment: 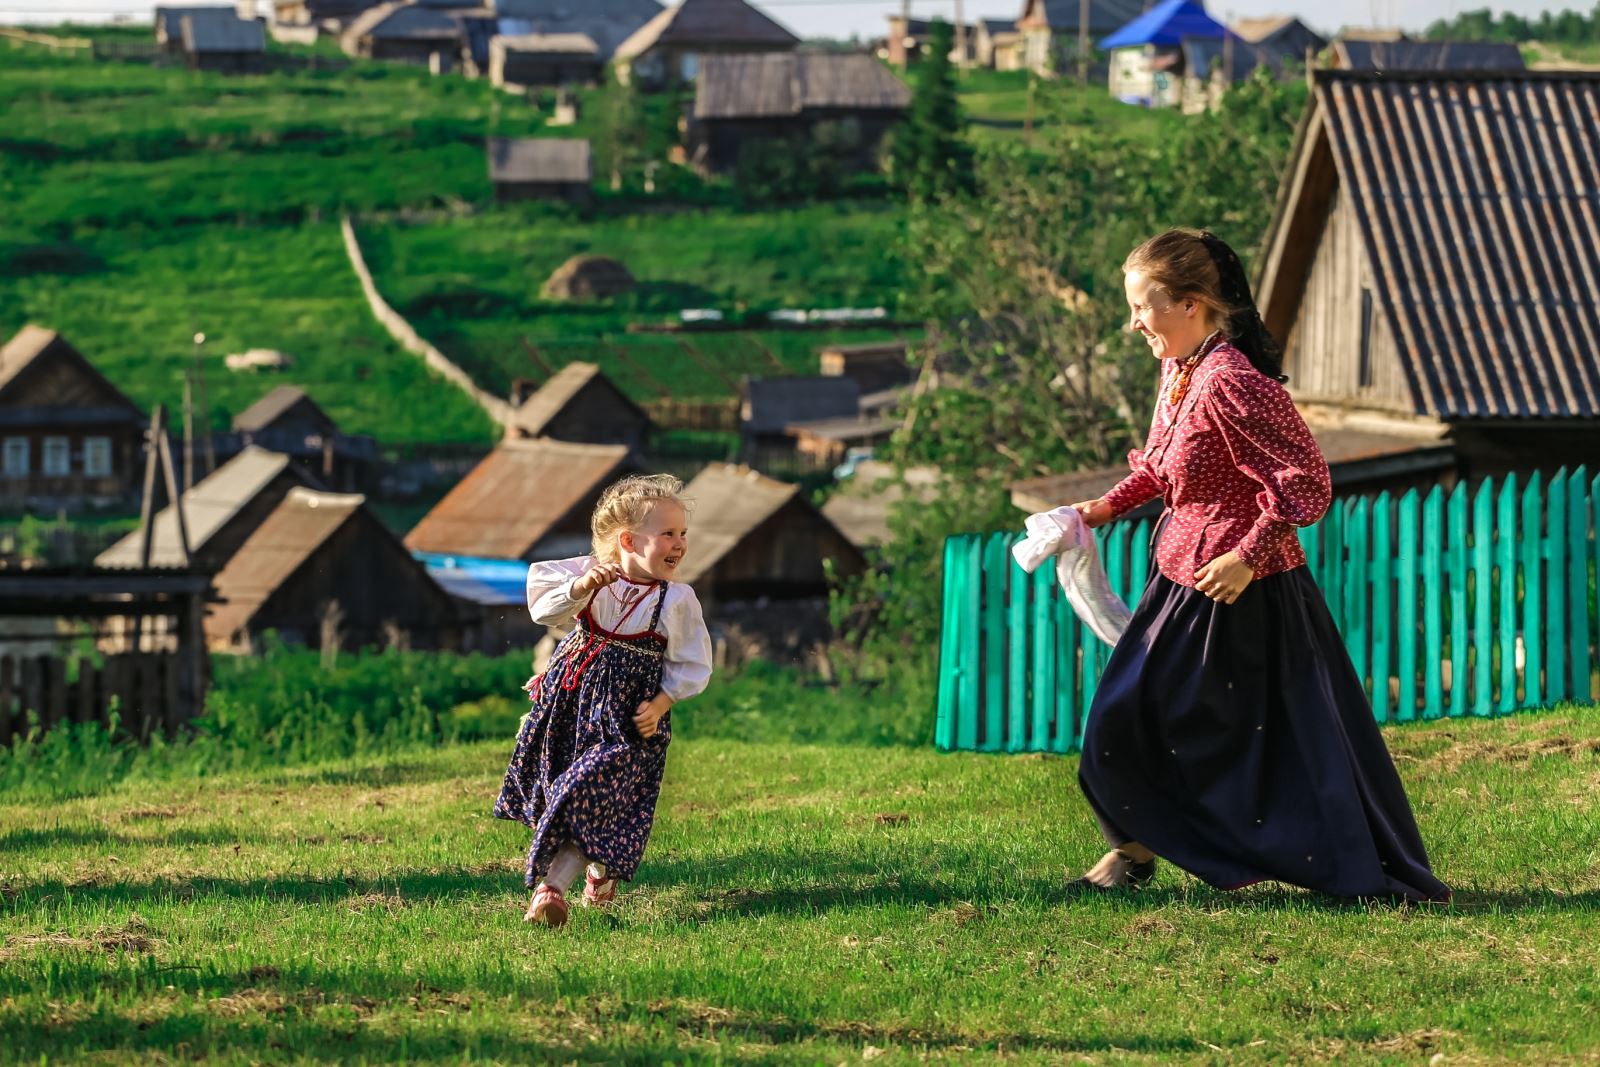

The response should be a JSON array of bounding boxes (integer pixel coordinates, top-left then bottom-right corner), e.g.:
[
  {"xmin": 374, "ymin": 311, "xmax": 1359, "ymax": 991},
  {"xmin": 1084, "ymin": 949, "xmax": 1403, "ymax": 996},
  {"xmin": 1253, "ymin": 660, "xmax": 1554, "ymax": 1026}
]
[{"xmin": 1078, "ymin": 563, "xmax": 1451, "ymax": 903}]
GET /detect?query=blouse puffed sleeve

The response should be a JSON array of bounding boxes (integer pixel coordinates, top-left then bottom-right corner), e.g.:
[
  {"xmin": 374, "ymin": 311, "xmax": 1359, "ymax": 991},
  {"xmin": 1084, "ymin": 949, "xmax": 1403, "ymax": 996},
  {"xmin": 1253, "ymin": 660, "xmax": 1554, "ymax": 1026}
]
[
  {"xmin": 1202, "ymin": 369, "xmax": 1332, "ymax": 571},
  {"xmin": 525, "ymin": 556, "xmax": 593, "ymax": 626},
  {"xmin": 660, "ymin": 586, "xmax": 713, "ymax": 703}
]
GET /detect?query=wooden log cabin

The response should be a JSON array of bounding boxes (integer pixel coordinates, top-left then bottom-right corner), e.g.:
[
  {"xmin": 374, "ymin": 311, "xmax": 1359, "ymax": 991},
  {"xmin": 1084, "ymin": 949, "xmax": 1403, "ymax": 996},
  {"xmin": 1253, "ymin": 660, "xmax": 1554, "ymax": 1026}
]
[
  {"xmin": 0, "ymin": 326, "xmax": 145, "ymax": 513},
  {"xmin": 1254, "ymin": 70, "xmax": 1600, "ymax": 483}
]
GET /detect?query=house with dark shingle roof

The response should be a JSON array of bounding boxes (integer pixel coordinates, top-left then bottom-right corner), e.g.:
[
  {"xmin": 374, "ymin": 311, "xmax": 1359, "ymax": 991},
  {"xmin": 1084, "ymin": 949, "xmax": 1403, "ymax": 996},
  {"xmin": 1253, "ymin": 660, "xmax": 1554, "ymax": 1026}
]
[
  {"xmin": 180, "ymin": 9, "xmax": 267, "ymax": 71},
  {"xmin": 219, "ymin": 385, "xmax": 376, "ymax": 491},
  {"xmin": 1254, "ymin": 69, "xmax": 1600, "ymax": 481},
  {"xmin": 486, "ymin": 137, "xmax": 593, "ymax": 203},
  {"xmin": 613, "ymin": 0, "xmax": 800, "ymax": 90}
]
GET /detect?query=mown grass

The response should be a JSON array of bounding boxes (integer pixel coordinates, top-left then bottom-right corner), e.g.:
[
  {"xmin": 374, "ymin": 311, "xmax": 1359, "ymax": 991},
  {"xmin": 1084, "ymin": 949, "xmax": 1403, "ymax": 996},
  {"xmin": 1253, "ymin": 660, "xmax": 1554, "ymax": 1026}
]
[
  {"xmin": 2, "ymin": 704, "xmax": 1598, "ymax": 1063},
  {"xmin": 358, "ymin": 201, "xmax": 915, "ymax": 398},
  {"xmin": 958, "ymin": 69, "xmax": 1186, "ymax": 148}
]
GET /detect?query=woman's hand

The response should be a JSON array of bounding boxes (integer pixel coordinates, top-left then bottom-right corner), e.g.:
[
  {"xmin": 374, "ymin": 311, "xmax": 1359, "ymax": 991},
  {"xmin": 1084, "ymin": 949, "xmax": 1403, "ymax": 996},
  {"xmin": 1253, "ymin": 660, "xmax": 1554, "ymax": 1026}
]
[
  {"xmin": 633, "ymin": 693, "xmax": 673, "ymax": 739},
  {"xmin": 1195, "ymin": 551, "xmax": 1255, "ymax": 604},
  {"xmin": 573, "ymin": 562, "xmax": 622, "ymax": 598},
  {"xmin": 1071, "ymin": 498, "xmax": 1113, "ymax": 529}
]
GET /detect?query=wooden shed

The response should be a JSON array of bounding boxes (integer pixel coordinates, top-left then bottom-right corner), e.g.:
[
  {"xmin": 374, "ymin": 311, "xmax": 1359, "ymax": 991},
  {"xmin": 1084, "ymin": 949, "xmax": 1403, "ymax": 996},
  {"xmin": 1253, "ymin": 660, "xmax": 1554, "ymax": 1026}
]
[
  {"xmin": 180, "ymin": 9, "xmax": 267, "ymax": 72},
  {"xmin": 613, "ymin": 0, "xmax": 799, "ymax": 91},
  {"xmin": 493, "ymin": 0, "xmax": 662, "ymax": 63},
  {"xmin": 339, "ymin": 0, "xmax": 482, "ymax": 66},
  {"xmin": 490, "ymin": 33, "xmax": 602, "ymax": 89},
  {"xmin": 206, "ymin": 488, "xmax": 470, "ymax": 652},
  {"xmin": 405, "ymin": 438, "xmax": 638, "ymax": 561},
  {"xmin": 686, "ymin": 52, "xmax": 911, "ymax": 175},
  {"xmin": 1254, "ymin": 71, "xmax": 1600, "ymax": 481},
  {"xmin": 818, "ymin": 340, "xmax": 913, "ymax": 395},
  {"xmin": 0, "ymin": 326, "xmax": 145, "ymax": 513},
  {"xmin": 221, "ymin": 385, "xmax": 376, "ymax": 490},
  {"xmin": 97, "ymin": 446, "xmax": 317, "ymax": 571},
  {"xmin": 487, "ymin": 137, "xmax": 593, "ymax": 204},
  {"xmin": 740, "ymin": 375, "xmax": 860, "ymax": 457},
  {"xmin": 154, "ymin": 5, "xmax": 232, "ymax": 52},
  {"xmin": 1016, "ymin": 0, "xmax": 1145, "ymax": 76},
  {"xmin": 508, "ymin": 363, "xmax": 652, "ymax": 450}
]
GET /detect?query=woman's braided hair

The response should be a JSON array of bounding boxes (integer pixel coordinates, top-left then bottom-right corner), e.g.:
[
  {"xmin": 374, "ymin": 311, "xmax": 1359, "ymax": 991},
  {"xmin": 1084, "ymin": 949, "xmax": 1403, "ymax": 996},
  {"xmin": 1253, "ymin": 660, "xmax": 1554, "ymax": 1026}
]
[{"xmin": 1124, "ymin": 228, "xmax": 1287, "ymax": 383}]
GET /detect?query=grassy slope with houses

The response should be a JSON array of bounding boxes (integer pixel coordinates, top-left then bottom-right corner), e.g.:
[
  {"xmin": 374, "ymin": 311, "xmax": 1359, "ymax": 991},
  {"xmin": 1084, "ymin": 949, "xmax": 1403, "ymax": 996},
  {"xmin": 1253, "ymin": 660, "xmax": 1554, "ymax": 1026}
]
[{"xmin": 2, "ymin": 703, "xmax": 1599, "ymax": 1062}]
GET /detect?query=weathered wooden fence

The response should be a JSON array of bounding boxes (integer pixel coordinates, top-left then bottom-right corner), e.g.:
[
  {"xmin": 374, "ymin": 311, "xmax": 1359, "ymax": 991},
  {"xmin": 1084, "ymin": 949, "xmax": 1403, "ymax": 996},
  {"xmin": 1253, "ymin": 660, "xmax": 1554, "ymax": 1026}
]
[
  {"xmin": 0, "ymin": 653, "xmax": 187, "ymax": 743},
  {"xmin": 935, "ymin": 468, "xmax": 1600, "ymax": 752}
]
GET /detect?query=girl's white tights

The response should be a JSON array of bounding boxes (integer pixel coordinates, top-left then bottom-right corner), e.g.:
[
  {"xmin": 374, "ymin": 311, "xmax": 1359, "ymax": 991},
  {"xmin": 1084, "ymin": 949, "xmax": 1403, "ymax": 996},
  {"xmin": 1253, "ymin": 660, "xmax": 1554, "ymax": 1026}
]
[{"xmin": 542, "ymin": 842, "xmax": 609, "ymax": 893}]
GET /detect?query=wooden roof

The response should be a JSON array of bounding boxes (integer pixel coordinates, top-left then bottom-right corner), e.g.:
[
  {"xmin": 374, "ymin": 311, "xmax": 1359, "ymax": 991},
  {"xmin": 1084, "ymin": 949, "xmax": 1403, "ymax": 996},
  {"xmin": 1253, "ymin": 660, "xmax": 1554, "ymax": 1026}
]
[
  {"xmin": 1257, "ymin": 71, "xmax": 1600, "ymax": 419},
  {"xmin": 615, "ymin": 0, "xmax": 799, "ymax": 61},
  {"xmin": 0, "ymin": 325, "xmax": 142, "ymax": 422},
  {"xmin": 487, "ymin": 137, "xmax": 592, "ymax": 183},
  {"xmin": 741, "ymin": 376, "xmax": 859, "ymax": 434},
  {"xmin": 694, "ymin": 53, "xmax": 911, "ymax": 120},
  {"xmin": 181, "ymin": 10, "xmax": 266, "ymax": 53},
  {"xmin": 232, "ymin": 385, "xmax": 338, "ymax": 434},
  {"xmin": 1332, "ymin": 39, "xmax": 1526, "ymax": 71},
  {"xmin": 510, "ymin": 362, "xmax": 648, "ymax": 439},
  {"xmin": 404, "ymin": 438, "xmax": 632, "ymax": 560},
  {"xmin": 675, "ymin": 463, "xmax": 796, "ymax": 582}
]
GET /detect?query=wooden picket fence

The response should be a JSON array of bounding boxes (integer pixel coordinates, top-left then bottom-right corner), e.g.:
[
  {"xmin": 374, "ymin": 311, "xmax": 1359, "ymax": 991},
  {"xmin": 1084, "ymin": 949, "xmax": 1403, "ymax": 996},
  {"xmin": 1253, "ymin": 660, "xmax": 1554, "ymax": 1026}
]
[
  {"xmin": 0, "ymin": 653, "xmax": 190, "ymax": 743},
  {"xmin": 935, "ymin": 467, "xmax": 1600, "ymax": 753}
]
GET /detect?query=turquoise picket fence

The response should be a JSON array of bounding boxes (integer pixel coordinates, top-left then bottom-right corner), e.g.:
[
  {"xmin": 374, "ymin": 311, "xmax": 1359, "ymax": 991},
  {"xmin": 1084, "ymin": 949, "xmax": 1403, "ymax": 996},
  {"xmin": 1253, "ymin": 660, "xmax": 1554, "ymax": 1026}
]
[{"xmin": 935, "ymin": 467, "xmax": 1600, "ymax": 752}]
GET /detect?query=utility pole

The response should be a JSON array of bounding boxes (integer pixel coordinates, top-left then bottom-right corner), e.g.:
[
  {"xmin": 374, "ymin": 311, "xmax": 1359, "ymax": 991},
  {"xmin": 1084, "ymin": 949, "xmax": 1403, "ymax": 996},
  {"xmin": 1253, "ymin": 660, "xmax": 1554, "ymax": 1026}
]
[
  {"xmin": 1078, "ymin": 0, "xmax": 1091, "ymax": 85},
  {"xmin": 192, "ymin": 331, "xmax": 215, "ymax": 479},
  {"xmin": 182, "ymin": 372, "xmax": 194, "ymax": 493}
]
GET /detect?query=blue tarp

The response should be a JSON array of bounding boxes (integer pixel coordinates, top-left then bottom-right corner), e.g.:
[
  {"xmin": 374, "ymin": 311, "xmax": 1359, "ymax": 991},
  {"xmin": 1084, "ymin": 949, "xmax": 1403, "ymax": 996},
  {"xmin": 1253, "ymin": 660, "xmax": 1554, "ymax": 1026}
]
[
  {"xmin": 1099, "ymin": 0, "xmax": 1228, "ymax": 49},
  {"xmin": 415, "ymin": 551, "xmax": 528, "ymax": 607}
]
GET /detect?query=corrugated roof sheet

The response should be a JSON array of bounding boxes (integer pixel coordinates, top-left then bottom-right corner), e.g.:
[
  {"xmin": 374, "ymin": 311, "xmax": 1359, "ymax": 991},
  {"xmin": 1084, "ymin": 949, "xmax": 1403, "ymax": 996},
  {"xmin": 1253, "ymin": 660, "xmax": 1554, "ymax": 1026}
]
[
  {"xmin": 742, "ymin": 376, "xmax": 859, "ymax": 434},
  {"xmin": 675, "ymin": 463, "xmax": 799, "ymax": 583},
  {"xmin": 404, "ymin": 438, "xmax": 631, "ymax": 559},
  {"xmin": 181, "ymin": 10, "xmax": 266, "ymax": 52},
  {"xmin": 1333, "ymin": 39, "xmax": 1526, "ymax": 71},
  {"xmin": 1315, "ymin": 71, "xmax": 1600, "ymax": 418},
  {"xmin": 205, "ymin": 488, "xmax": 363, "ymax": 639},
  {"xmin": 615, "ymin": 0, "xmax": 799, "ymax": 61},
  {"xmin": 97, "ymin": 446, "xmax": 298, "ymax": 567},
  {"xmin": 487, "ymin": 136, "xmax": 591, "ymax": 183},
  {"xmin": 694, "ymin": 52, "xmax": 911, "ymax": 120}
]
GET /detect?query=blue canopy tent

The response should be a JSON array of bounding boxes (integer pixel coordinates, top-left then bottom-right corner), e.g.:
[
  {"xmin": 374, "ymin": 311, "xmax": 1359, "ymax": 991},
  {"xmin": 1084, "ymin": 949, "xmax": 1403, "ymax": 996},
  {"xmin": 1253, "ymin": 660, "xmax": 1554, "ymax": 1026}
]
[{"xmin": 1098, "ymin": 0, "xmax": 1229, "ymax": 50}]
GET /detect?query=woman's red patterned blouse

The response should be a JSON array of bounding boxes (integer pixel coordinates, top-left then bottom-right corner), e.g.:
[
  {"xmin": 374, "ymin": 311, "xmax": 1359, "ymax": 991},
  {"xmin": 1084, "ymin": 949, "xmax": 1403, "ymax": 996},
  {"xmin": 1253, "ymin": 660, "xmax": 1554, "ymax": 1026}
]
[{"xmin": 1101, "ymin": 342, "xmax": 1332, "ymax": 588}]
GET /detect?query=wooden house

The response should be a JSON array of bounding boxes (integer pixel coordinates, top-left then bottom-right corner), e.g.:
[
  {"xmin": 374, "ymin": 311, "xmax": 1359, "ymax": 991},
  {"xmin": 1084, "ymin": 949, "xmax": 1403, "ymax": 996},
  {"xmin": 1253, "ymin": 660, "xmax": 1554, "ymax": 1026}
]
[
  {"xmin": 405, "ymin": 438, "xmax": 637, "ymax": 561},
  {"xmin": 686, "ymin": 53, "xmax": 911, "ymax": 176},
  {"xmin": 1330, "ymin": 39, "xmax": 1525, "ymax": 72},
  {"xmin": 154, "ymin": 5, "xmax": 232, "ymax": 51},
  {"xmin": 613, "ymin": 0, "xmax": 799, "ymax": 91},
  {"xmin": 0, "ymin": 326, "xmax": 145, "ymax": 512},
  {"xmin": 220, "ymin": 385, "xmax": 377, "ymax": 491},
  {"xmin": 97, "ymin": 446, "xmax": 317, "ymax": 570},
  {"xmin": 490, "ymin": 33, "xmax": 602, "ymax": 89},
  {"xmin": 1016, "ymin": 0, "xmax": 1145, "ymax": 76},
  {"xmin": 206, "ymin": 488, "xmax": 470, "ymax": 652},
  {"xmin": 272, "ymin": 0, "xmax": 380, "ymax": 29},
  {"xmin": 975, "ymin": 17, "xmax": 1024, "ymax": 70},
  {"xmin": 180, "ymin": 9, "xmax": 268, "ymax": 71},
  {"xmin": 339, "ymin": 0, "xmax": 488, "ymax": 66},
  {"xmin": 1254, "ymin": 70, "xmax": 1600, "ymax": 482},
  {"xmin": 1100, "ymin": 0, "xmax": 1229, "ymax": 108},
  {"xmin": 740, "ymin": 375, "xmax": 859, "ymax": 456},
  {"xmin": 508, "ymin": 363, "xmax": 651, "ymax": 450},
  {"xmin": 493, "ymin": 0, "xmax": 662, "ymax": 63},
  {"xmin": 1230, "ymin": 15, "xmax": 1325, "ymax": 65},
  {"xmin": 487, "ymin": 137, "xmax": 592, "ymax": 204},
  {"xmin": 677, "ymin": 464, "xmax": 866, "ymax": 647},
  {"xmin": 818, "ymin": 340, "xmax": 913, "ymax": 395}
]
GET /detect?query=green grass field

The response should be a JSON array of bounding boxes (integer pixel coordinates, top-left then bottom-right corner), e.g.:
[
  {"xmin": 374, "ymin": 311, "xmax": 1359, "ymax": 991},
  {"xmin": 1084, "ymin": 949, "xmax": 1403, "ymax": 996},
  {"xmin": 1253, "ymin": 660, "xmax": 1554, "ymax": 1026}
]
[
  {"xmin": 4, "ymin": 704, "xmax": 1599, "ymax": 1063},
  {"xmin": 358, "ymin": 202, "xmax": 914, "ymax": 399},
  {"xmin": 957, "ymin": 69, "xmax": 1186, "ymax": 148}
]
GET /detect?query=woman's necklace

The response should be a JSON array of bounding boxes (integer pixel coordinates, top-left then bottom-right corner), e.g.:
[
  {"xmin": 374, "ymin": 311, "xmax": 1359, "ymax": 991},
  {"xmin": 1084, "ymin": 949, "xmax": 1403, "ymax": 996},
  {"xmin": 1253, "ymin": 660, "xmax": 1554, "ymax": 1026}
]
[{"xmin": 1167, "ymin": 330, "xmax": 1222, "ymax": 407}]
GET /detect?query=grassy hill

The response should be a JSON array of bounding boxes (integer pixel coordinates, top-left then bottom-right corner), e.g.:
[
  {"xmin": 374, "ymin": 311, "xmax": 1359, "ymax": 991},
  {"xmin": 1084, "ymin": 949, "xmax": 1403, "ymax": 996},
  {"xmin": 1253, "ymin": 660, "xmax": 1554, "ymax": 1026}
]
[{"xmin": 2, "ymin": 702, "xmax": 1599, "ymax": 1062}]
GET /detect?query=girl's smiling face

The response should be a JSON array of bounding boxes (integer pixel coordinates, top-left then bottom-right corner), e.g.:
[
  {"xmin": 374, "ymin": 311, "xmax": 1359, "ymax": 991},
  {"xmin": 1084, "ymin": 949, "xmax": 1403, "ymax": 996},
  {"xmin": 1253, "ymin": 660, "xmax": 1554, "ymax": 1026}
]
[{"xmin": 619, "ymin": 500, "xmax": 689, "ymax": 581}]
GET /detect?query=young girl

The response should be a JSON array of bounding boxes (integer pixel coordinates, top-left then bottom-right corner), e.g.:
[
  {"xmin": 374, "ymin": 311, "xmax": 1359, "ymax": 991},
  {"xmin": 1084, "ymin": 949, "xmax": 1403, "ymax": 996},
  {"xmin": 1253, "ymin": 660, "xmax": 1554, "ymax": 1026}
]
[{"xmin": 492, "ymin": 474, "xmax": 713, "ymax": 927}]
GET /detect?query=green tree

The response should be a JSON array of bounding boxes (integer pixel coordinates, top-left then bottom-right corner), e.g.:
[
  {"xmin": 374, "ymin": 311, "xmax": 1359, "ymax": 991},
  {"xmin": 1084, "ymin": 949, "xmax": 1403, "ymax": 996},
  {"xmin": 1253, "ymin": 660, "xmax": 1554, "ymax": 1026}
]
[{"xmin": 889, "ymin": 19, "xmax": 974, "ymax": 200}]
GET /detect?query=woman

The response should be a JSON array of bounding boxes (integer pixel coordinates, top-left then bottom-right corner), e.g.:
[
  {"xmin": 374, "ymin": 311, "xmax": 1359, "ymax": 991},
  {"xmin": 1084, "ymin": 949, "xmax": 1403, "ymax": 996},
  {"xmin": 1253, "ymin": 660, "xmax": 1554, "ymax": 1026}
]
[{"xmin": 1069, "ymin": 229, "xmax": 1449, "ymax": 903}]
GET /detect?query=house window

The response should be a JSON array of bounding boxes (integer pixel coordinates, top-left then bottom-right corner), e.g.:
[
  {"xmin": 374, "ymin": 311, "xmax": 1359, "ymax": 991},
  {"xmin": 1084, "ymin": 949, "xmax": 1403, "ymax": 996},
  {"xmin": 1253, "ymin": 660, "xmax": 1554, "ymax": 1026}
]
[
  {"xmin": 42, "ymin": 436, "xmax": 70, "ymax": 476},
  {"xmin": 2, "ymin": 437, "xmax": 27, "ymax": 477},
  {"xmin": 1357, "ymin": 288, "xmax": 1375, "ymax": 389},
  {"xmin": 680, "ymin": 52, "xmax": 699, "ymax": 81},
  {"xmin": 84, "ymin": 436, "xmax": 112, "ymax": 477}
]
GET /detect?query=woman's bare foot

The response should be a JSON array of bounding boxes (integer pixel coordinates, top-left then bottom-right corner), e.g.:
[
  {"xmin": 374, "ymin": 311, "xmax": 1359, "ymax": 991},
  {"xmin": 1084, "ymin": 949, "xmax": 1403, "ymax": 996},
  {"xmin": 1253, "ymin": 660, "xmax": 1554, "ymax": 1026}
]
[{"xmin": 1074, "ymin": 844, "xmax": 1158, "ymax": 889}]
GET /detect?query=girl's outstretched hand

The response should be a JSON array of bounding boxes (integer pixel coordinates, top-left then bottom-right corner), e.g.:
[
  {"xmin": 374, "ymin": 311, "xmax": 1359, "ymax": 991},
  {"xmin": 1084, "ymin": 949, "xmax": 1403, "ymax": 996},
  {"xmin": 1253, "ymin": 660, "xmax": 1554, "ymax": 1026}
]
[{"xmin": 574, "ymin": 562, "xmax": 622, "ymax": 597}]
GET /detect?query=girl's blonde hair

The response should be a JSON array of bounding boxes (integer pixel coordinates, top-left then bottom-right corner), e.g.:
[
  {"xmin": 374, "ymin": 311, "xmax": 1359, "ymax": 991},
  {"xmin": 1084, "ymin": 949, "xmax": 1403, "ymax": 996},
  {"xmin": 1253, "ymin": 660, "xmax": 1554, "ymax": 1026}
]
[{"xmin": 590, "ymin": 473, "xmax": 688, "ymax": 563}]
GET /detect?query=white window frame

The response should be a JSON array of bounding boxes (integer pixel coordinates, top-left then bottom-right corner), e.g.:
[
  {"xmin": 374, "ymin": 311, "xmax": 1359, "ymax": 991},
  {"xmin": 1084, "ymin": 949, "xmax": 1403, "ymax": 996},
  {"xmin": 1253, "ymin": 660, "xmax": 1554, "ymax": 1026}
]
[
  {"xmin": 42, "ymin": 436, "xmax": 71, "ymax": 476},
  {"xmin": 84, "ymin": 436, "xmax": 112, "ymax": 477},
  {"xmin": 2, "ymin": 437, "xmax": 28, "ymax": 477}
]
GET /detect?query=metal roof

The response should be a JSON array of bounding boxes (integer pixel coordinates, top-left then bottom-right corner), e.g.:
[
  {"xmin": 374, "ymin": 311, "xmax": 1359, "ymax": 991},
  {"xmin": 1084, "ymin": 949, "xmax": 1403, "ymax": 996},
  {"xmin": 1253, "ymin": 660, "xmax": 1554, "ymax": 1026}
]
[
  {"xmin": 694, "ymin": 53, "xmax": 911, "ymax": 120},
  {"xmin": 615, "ymin": 0, "xmax": 799, "ymax": 61},
  {"xmin": 486, "ymin": 137, "xmax": 591, "ymax": 183},
  {"xmin": 181, "ymin": 10, "xmax": 266, "ymax": 52},
  {"xmin": 96, "ymin": 447, "xmax": 302, "ymax": 568},
  {"xmin": 1332, "ymin": 39, "xmax": 1526, "ymax": 72},
  {"xmin": 1262, "ymin": 71, "xmax": 1600, "ymax": 419},
  {"xmin": 403, "ymin": 438, "xmax": 632, "ymax": 559}
]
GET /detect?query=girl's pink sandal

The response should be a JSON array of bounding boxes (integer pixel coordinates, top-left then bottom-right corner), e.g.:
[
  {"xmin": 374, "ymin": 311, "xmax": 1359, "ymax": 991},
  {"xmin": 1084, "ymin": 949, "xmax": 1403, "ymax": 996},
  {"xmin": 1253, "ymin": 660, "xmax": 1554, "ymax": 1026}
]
[
  {"xmin": 582, "ymin": 869, "xmax": 618, "ymax": 909},
  {"xmin": 526, "ymin": 884, "xmax": 569, "ymax": 927}
]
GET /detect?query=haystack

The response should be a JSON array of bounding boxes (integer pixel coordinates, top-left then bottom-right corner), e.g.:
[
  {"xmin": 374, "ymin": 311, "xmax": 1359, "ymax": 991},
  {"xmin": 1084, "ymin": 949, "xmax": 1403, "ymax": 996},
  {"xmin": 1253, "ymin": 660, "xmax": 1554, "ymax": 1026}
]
[{"xmin": 541, "ymin": 255, "xmax": 636, "ymax": 300}]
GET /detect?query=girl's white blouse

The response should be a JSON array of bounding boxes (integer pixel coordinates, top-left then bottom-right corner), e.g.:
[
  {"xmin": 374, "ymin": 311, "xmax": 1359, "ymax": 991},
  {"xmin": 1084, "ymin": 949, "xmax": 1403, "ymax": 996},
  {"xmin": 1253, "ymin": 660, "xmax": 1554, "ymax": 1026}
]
[{"xmin": 525, "ymin": 555, "xmax": 713, "ymax": 703}]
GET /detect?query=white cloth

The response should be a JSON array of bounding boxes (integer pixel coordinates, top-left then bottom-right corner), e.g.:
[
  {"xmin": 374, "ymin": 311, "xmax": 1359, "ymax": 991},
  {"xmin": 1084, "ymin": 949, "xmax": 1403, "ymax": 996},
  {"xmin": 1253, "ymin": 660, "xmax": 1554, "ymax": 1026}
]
[
  {"xmin": 1011, "ymin": 506, "xmax": 1132, "ymax": 646},
  {"xmin": 526, "ymin": 555, "xmax": 714, "ymax": 703}
]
